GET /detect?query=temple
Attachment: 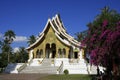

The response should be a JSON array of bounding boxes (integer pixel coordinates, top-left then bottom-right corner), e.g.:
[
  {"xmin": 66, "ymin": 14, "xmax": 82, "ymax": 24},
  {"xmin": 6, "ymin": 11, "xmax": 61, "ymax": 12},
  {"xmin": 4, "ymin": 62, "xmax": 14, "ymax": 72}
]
[
  {"xmin": 26, "ymin": 14, "xmax": 82, "ymax": 60},
  {"xmin": 5, "ymin": 14, "xmax": 99, "ymax": 74},
  {"xmin": 21, "ymin": 14, "xmax": 88, "ymax": 74}
]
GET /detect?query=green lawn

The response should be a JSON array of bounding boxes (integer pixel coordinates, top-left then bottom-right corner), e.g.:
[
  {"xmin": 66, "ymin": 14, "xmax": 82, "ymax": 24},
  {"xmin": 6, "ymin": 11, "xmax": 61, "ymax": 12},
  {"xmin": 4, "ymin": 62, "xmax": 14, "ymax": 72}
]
[{"xmin": 39, "ymin": 74, "xmax": 92, "ymax": 80}]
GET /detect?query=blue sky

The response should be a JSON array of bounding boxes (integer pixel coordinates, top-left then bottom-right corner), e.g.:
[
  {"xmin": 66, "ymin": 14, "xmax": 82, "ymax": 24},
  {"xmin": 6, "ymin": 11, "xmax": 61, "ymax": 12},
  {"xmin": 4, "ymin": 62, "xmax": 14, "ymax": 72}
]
[{"xmin": 0, "ymin": 0, "xmax": 120, "ymax": 49}]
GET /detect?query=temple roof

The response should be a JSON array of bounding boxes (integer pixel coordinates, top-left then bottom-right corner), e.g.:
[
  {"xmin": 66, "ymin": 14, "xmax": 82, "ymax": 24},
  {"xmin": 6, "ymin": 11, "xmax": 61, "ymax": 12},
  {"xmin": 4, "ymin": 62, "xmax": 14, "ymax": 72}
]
[{"xmin": 26, "ymin": 14, "xmax": 81, "ymax": 50}]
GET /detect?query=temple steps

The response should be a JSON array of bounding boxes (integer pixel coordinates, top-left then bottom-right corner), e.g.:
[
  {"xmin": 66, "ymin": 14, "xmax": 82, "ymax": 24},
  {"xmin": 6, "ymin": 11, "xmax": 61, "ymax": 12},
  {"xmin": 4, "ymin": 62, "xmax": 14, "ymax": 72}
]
[
  {"xmin": 20, "ymin": 66, "xmax": 58, "ymax": 74},
  {"xmin": 42, "ymin": 59, "xmax": 51, "ymax": 66},
  {"xmin": 4, "ymin": 63, "xmax": 23, "ymax": 73},
  {"xmin": 63, "ymin": 59, "xmax": 88, "ymax": 74},
  {"xmin": 20, "ymin": 59, "xmax": 58, "ymax": 74}
]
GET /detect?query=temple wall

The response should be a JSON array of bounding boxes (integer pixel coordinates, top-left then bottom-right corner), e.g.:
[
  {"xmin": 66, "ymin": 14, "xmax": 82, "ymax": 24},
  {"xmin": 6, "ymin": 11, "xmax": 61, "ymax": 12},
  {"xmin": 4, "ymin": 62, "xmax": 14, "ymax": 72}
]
[{"xmin": 31, "ymin": 25, "xmax": 70, "ymax": 58}]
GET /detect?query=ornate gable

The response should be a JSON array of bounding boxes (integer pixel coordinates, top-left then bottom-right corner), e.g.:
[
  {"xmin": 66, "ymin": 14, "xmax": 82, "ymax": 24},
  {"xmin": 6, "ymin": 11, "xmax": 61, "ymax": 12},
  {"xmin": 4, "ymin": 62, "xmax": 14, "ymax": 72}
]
[{"xmin": 26, "ymin": 14, "xmax": 80, "ymax": 50}]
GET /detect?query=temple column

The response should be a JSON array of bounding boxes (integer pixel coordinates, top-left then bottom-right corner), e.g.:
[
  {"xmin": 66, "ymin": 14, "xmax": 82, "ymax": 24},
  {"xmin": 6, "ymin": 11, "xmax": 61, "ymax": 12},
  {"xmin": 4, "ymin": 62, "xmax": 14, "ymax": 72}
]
[
  {"xmin": 29, "ymin": 50, "xmax": 33, "ymax": 59},
  {"xmin": 43, "ymin": 48, "xmax": 45, "ymax": 58},
  {"xmin": 34, "ymin": 50, "xmax": 37, "ymax": 58},
  {"xmin": 79, "ymin": 48, "xmax": 84, "ymax": 60},
  {"xmin": 55, "ymin": 48, "xmax": 58, "ymax": 58},
  {"xmin": 82, "ymin": 49, "xmax": 84, "ymax": 59},
  {"xmin": 66, "ymin": 48, "xmax": 69, "ymax": 58}
]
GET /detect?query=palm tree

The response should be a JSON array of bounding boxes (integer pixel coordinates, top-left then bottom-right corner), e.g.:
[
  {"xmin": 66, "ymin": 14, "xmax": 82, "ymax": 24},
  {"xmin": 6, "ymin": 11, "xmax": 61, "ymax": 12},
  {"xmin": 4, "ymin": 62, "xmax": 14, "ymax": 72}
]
[
  {"xmin": 75, "ymin": 30, "xmax": 88, "ymax": 42},
  {"xmin": 4, "ymin": 30, "xmax": 16, "ymax": 63},
  {"xmin": 27, "ymin": 35, "xmax": 36, "ymax": 46},
  {"xmin": 19, "ymin": 47, "xmax": 28, "ymax": 62},
  {"xmin": 95, "ymin": 6, "xmax": 117, "ymax": 22},
  {"xmin": 4, "ymin": 30, "xmax": 16, "ymax": 44}
]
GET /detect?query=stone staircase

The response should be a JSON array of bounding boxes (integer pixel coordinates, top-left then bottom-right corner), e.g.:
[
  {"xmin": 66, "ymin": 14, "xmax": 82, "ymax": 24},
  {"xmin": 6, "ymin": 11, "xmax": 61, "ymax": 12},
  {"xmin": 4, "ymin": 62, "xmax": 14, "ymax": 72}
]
[
  {"xmin": 42, "ymin": 59, "xmax": 51, "ymax": 66},
  {"xmin": 4, "ymin": 63, "xmax": 23, "ymax": 73},
  {"xmin": 63, "ymin": 59, "xmax": 88, "ymax": 74},
  {"xmin": 20, "ymin": 59, "xmax": 58, "ymax": 74}
]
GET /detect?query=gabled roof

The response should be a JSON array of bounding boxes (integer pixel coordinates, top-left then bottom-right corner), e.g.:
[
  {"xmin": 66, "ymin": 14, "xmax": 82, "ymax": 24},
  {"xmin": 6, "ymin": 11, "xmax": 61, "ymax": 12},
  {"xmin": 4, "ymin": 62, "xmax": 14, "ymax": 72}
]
[{"xmin": 26, "ymin": 14, "xmax": 81, "ymax": 50}]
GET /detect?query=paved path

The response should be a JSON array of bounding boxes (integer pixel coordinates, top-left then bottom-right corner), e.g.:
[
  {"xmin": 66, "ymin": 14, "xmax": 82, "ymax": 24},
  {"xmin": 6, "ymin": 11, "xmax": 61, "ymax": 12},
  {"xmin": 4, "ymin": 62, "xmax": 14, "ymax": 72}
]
[{"xmin": 0, "ymin": 73, "xmax": 49, "ymax": 80}]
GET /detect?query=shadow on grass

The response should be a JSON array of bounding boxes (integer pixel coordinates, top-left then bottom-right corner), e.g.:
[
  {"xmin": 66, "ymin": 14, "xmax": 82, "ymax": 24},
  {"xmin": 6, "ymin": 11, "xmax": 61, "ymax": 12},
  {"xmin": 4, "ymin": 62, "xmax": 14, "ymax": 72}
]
[{"xmin": 90, "ymin": 74, "xmax": 120, "ymax": 80}]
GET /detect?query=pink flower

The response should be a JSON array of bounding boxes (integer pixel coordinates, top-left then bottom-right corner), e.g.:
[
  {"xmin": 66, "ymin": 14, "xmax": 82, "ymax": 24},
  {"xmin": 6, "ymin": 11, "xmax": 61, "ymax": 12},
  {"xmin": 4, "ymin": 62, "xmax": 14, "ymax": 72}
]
[
  {"xmin": 102, "ymin": 20, "xmax": 108, "ymax": 27},
  {"xmin": 100, "ymin": 30, "xmax": 110, "ymax": 39},
  {"xmin": 117, "ymin": 21, "xmax": 120, "ymax": 26}
]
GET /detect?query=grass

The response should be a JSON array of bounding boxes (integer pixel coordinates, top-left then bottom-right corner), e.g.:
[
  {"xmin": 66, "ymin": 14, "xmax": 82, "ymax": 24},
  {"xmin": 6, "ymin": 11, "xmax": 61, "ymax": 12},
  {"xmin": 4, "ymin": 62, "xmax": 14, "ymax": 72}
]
[{"xmin": 39, "ymin": 74, "xmax": 92, "ymax": 80}]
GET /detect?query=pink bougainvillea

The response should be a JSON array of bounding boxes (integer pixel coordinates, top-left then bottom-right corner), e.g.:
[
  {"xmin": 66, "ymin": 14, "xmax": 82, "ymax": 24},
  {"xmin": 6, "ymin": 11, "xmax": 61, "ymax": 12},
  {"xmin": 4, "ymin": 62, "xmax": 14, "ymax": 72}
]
[
  {"xmin": 102, "ymin": 19, "xmax": 108, "ymax": 27},
  {"xmin": 81, "ymin": 8, "xmax": 120, "ymax": 77},
  {"xmin": 82, "ymin": 20, "xmax": 120, "ymax": 67}
]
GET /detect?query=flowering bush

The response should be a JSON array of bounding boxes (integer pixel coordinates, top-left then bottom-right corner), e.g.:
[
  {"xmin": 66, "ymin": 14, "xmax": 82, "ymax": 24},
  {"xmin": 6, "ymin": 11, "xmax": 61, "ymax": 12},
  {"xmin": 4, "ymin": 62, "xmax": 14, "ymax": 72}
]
[{"xmin": 82, "ymin": 7, "xmax": 120, "ymax": 75}]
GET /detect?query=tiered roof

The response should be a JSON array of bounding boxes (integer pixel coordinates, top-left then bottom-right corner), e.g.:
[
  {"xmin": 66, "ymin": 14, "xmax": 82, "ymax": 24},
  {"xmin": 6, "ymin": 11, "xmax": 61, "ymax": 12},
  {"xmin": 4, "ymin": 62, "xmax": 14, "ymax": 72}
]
[{"xmin": 26, "ymin": 14, "xmax": 81, "ymax": 50}]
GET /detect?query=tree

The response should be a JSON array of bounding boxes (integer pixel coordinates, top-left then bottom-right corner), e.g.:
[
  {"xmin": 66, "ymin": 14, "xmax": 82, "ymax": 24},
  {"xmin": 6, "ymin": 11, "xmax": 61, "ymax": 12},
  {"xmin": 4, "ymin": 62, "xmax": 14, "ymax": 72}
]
[
  {"xmin": 27, "ymin": 35, "xmax": 36, "ymax": 46},
  {"xmin": 75, "ymin": 30, "xmax": 88, "ymax": 42},
  {"xmin": 0, "ymin": 35, "xmax": 3, "ymax": 52},
  {"xmin": 4, "ymin": 30, "xmax": 16, "ymax": 63},
  {"xmin": 82, "ymin": 6, "xmax": 120, "ymax": 78},
  {"xmin": 18, "ymin": 47, "xmax": 28, "ymax": 63},
  {"xmin": 0, "ymin": 40, "xmax": 2, "ymax": 52},
  {"xmin": 0, "ymin": 40, "xmax": 12, "ymax": 68},
  {"xmin": 4, "ymin": 30, "xmax": 16, "ymax": 44},
  {"xmin": 12, "ymin": 47, "xmax": 28, "ymax": 63}
]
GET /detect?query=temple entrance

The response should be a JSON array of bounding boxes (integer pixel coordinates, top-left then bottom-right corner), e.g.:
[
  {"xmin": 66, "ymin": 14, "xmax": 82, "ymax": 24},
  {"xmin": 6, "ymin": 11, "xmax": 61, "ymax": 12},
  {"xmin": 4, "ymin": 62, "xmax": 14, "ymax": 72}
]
[
  {"xmin": 45, "ymin": 43, "xmax": 50, "ymax": 58},
  {"xmin": 58, "ymin": 48, "xmax": 66, "ymax": 58},
  {"xmin": 74, "ymin": 48, "xmax": 79, "ymax": 59},
  {"xmin": 74, "ymin": 52, "xmax": 78, "ymax": 59},
  {"xmin": 68, "ymin": 46, "xmax": 73, "ymax": 59},
  {"xmin": 45, "ymin": 43, "xmax": 56, "ymax": 58},
  {"xmin": 51, "ymin": 43, "xmax": 56, "ymax": 58}
]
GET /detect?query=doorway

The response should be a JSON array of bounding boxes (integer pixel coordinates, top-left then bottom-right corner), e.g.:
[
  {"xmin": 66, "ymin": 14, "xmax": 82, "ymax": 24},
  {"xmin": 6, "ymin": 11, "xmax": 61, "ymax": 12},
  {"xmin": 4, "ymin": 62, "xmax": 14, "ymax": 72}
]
[
  {"xmin": 45, "ymin": 43, "xmax": 50, "ymax": 58},
  {"xmin": 74, "ymin": 52, "xmax": 78, "ymax": 59},
  {"xmin": 45, "ymin": 43, "xmax": 56, "ymax": 58},
  {"xmin": 51, "ymin": 43, "xmax": 56, "ymax": 58}
]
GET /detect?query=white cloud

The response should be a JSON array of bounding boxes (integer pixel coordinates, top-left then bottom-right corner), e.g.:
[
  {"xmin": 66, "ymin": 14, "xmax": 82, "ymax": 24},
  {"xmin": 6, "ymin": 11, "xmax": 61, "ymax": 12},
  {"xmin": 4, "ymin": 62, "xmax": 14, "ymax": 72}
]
[
  {"xmin": 14, "ymin": 36, "xmax": 28, "ymax": 42},
  {"xmin": 13, "ymin": 47, "xmax": 20, "ymax": 53},
  {"xmin": 0, "ymin": 34, "xmax": 28, "ymax": 42}
]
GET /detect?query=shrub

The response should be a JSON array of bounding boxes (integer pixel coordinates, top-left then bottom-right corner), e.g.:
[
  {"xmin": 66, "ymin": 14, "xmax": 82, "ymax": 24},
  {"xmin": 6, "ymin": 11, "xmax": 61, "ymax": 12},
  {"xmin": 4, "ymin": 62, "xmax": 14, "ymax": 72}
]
[{"xmin": 64, "ymin": 69, "xmax": 69, "ymax": 75}]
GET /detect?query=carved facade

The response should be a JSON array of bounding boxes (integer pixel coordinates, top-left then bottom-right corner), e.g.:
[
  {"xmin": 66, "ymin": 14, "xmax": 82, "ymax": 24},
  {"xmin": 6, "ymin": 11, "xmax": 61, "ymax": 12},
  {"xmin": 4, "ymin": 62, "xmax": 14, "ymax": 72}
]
[{"xmin": 26, "ymin": 14, "xmax": 82, "ymax": 59}]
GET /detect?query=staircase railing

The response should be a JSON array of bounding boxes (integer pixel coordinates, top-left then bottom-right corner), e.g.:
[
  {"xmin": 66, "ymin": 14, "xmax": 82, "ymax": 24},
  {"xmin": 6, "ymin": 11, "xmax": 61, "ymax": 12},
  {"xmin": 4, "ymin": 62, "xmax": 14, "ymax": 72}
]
[
  {"xmin": 17, "ymin": 63, "xmax": 27, "ymax": 73},
  {"xmin": 51, "ymin": 58, "xmax": 54, "ymax": 64},
  {"xmin": 41, "ymin": 57, "xmax": 46, "ymax": 64},
  {"xmin": 69, "ymin": 59, "xmax": 79, "ymax": 63},
  {"xmin": 57, "ymin": 61, "xmax": 63, "ymax": 74},
  {"xmin": 28, "ymin": 58, "xmax": 33, "ymax": 65}
]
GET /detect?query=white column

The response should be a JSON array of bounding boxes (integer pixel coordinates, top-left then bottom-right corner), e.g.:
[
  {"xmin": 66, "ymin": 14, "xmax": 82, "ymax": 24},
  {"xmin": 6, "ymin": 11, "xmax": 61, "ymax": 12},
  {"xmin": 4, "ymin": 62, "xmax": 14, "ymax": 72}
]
[
  {"xmin": 79, "ymin": 49, "xmax": 83, "ymax": 60},
  {"xmin": 30, "ymin": 50, "xmax": 33, "ymax": 59},
  {"xmin": 28, "ymin": 50, "xmax": 33, "ymax": 64}
]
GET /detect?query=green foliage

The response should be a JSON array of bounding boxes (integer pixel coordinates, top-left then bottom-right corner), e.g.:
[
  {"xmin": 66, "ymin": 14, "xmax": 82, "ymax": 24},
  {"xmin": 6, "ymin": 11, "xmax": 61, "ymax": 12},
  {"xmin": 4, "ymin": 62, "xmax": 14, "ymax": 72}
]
[
  {"xmin": 0, "ymin": 30, "xmax": 28, "ymax": 69},
  {"xmin": 4, "ymin": 30, "xmax": 16, "ymax": 44},
  {"xmin": 0, "ymin": 53, "xmax": 8, "ymax": 68},
  {"xmin": 64, "ymin": 69, "xmax": 69, "ymax": 75},
  {"xmin": 13, "ymin": 47, "xmax": 28, "ymax": 63},
  {"xmin": 75, "ymin": 30, "xmax": 88, "ymax": 42},
  {"xmin": 3, "ymin": 30, "xmax": 16, "ymax": 63},
  {"xmin": 0, "ymin": 40, "xmax": 2, "ymax": 49},
  {"xmin": 27, "ymin": 35, "xmax": 36, "ymax": 46},
  {"xmin": 83, "ymin": 6, "xmax": 120, "ymax": 77}
]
